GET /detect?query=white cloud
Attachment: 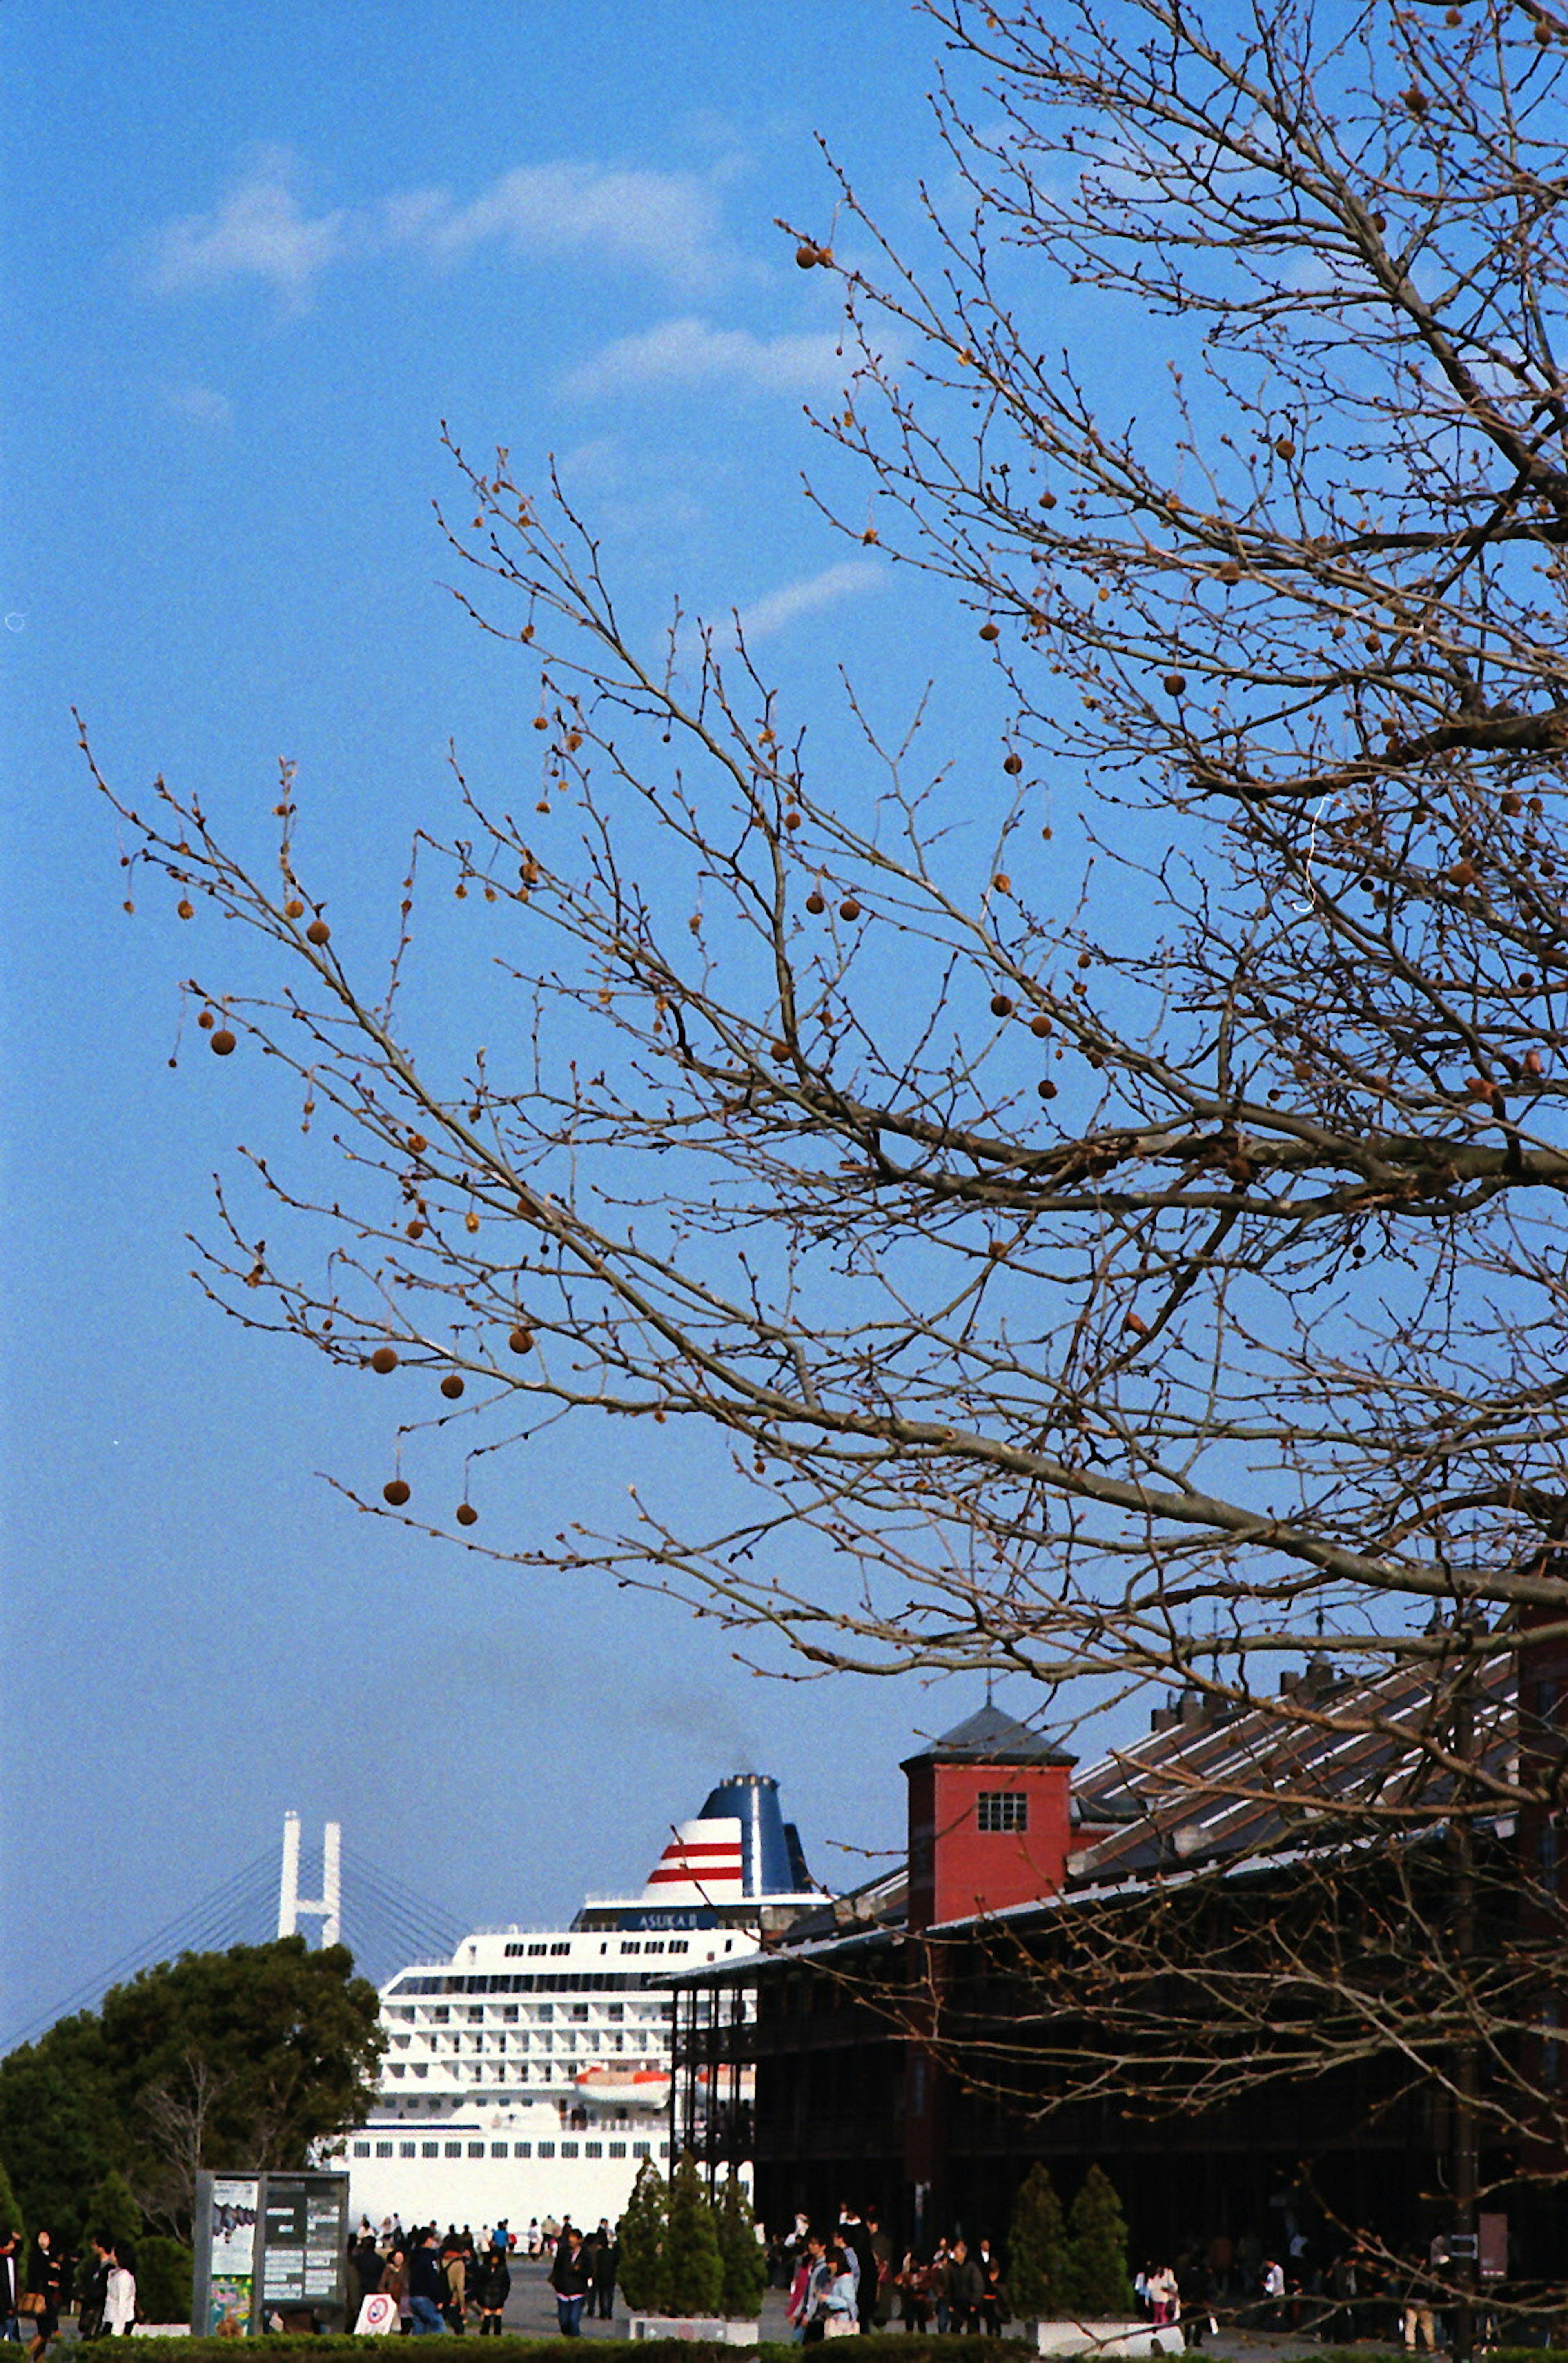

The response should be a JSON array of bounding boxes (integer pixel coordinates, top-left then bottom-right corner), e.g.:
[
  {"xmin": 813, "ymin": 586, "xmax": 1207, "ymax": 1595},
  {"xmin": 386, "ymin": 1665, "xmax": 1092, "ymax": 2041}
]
[
  {"xmin": 147, "ymin": 148, "xmax": 349, "ymax": 303},
  {"xmin": 735, "ymin": 558, "xmax": 885, "ymax": 644},
  {"xmin": 144, "ymin": 152, "xmax": 740, "ymax": 307},
  {"xmin": 418, "ymin": 163, "xmax": 733, "ymax": 294},
  {"xmin": 162, "ymin": 382, "xmax": 235, "ymax": 428},
  {"xmin": 564, "ymin": 315, "xmax": 843, "ymax": 400}
]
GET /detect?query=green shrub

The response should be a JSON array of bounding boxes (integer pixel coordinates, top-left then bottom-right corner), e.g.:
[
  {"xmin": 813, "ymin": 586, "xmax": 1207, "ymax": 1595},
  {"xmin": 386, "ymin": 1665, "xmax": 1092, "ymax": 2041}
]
[
  {"xmin": 660, "ymin": 2151, "xmax": 723, "ymax": 2317},
  {"xmin": 1008, "ymin": 2162, "xmax": 1070, "ymax": 2320},
  {"xmin": 615, "ymin": 2155, "xmax": 668, "ymax": 2313},
  {"xmin": 136, "ymin": 2235, "xmax": 194, "ymax": 2325},
  {"xmin": 1061, "ymin": 2164, "xmax": 1134, "ymax": 2316},
  {"xmin": 714, "ymin": 2171, "xmax": 766, "ymax": 2320}
]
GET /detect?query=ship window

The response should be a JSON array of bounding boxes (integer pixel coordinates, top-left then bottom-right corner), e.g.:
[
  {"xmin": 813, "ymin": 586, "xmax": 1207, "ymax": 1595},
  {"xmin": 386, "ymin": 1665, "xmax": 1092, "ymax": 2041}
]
[
  {"xmin": 537, "ymin": 2005, "xmax": 554, "ymax": 2022},
  {"xmin": 978, "ymin": 1791, "xmax": 1028, "ymax": 1833},
  {"xmin": 501, "ymin": 2005, "xmax": 518, "ymax": 2021},
  {"xmin": 620, "ymin": 1942, "xmax": 641, "ymax": 1955},
  {"xmin": 668, "ymin": 1940, "xmax": 689, "ymax": 1955},
  {"xmin": 537, "ymin": 2142, "xmax": 555, "ymax": 2159},
  {"xmin": 550, "ymin": 1942, "xmax": 570, "ymax": 1956},
  {"xmin": 445, "ymin": 2142, "xmax": 462, "ymax": 2158},
  {"xmin": 490, "ymin": 2142, "xmax": 508, "ymax": 2157},
  {"xmin": 431, "ymin": 2007, "xmax": 450, "ymax": 2024},
  {"xmin": 608, "ymin": 2143, "xmax": 626, "ymax": 2159},
  {"xmin": 353, "ymin": 2142, "xmax": 370, "ymax": 2157},
  {"xmin": 632, "ymin": 2143, "xmax": 650, "ymax": 2159},
  {"xmin": 514, "ymin": 2142, "xmax": 531, "ymax": 2158},
  {"xmin": 422, "ymin": 2142, "xmax": 439, "ymax": 2158},
  {"xmin": 468, "ymin": 2142, "xmax": 485, "ymax": 2156},
  {"xmin": 467, "ymin": 2006, "xmax": 484, "ymax": 2022},
  {"xmin": 528, "ymin": 1942, "xmax": 547, "ymax": 1957},
  {"xmin": 571, "ymin": 2004, "xmax": 588, "ymax": 2021},
  {"xmin": 659, "ymin": 2142, "xmax": 670, "ymax": 2157},
  {"xmin": 644, "ymin": 1941, "xmax": 664, "ymax": 1955},
  {"xmin": 585, "ymin": 2142, "xmax": 602, "ymax": 2159},
  {"xmin": 376, "ymin": 2142, "xmax": 393, "ymax": 2158},
  {"xmin": 401, "ymin": 2143, "xmax": 416, "ymax": 2159},
  {"xmin": 607, "ymin": 2005, "xmax": 624, "ymax": 2022},
  {"xmin": 723, "ymin": 1941, "xmax": 733, "ymax": 1953},
  {"xmin": 561, "ymin": 2143, "xmax": 579, "ymax": 2159}
]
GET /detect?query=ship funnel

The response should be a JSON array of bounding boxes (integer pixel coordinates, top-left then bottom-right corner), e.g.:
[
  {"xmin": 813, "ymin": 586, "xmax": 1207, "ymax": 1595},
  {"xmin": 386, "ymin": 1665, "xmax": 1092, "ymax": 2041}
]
[{"xmin": 698, "ymin": 1771, "xmax": 804, "ymax": 1898}]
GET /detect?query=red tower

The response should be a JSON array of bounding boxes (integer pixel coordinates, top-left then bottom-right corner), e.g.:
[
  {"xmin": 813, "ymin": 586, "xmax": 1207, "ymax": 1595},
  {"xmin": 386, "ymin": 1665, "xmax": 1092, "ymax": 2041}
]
[{"xmin": 903, "ymin": 1703, "xmax": 1076, "ymax": 1933}]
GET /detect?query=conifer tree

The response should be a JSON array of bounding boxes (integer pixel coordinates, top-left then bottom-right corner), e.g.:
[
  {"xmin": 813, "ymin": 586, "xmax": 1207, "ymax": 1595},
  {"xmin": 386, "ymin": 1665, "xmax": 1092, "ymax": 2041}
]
[
  {"xmin": 714, "ymin": 2173, "xmax": 766, "ymax": 2322},
  {"xmin": 660, "ymin": 2151, "xmax": 724, "ymax": 2319},
  {"xmin": 615, "ymin": 2158, "xmax": 668, "ymax": 2315},
  {"xmin": 1008, "ymin": 2163, "xmax": 1071, "ymax": 2322},
  {"xmin": 85, "ymin": 2169, "xmax": 142, "ymax": 2252},
  {"xmin": 1062, "ymin": 2167, "xmax": 1134, "ymax": 2318}
]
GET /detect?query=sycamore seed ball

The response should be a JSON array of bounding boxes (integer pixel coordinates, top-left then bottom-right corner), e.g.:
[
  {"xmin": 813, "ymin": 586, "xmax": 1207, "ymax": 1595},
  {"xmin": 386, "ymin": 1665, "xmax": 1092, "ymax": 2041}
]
[
  {"xmin": 806, "ymin": 890, "xmax": 826, "ymax": 915},
  {"xmin": 210, "ymin": 1029, "xmax": 236, "ymax": 1056},
  {"xmin": 371, "ymin": 1346, "xmax": 399, "ymax": 1374},
  {"xmin": 456, "ymin": 1502, "xmax": 478, "ymax": 1528},
  {"xmin": 1003, "ymin": 752, "xmax": 1023, "ymax": 775},
  {"xmin": 306, "ymin": 918, "xmax": 331, "ymax": 946},
  {"xmin": 441, "ymin": 1373, "xmax": 466, "ymax": 1400},
  {"xmin": 383, "ymin": 1478, "xmax": 411, "ymax": 1507},
  {"xmin": 509, "ymin": 1325, "xmax": 535, "ymax": 1354}
]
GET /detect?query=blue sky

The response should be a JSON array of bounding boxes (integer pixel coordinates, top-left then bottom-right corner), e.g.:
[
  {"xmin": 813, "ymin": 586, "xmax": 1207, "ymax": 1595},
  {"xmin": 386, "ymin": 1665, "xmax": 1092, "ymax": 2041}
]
[{"xmin": 2, "ymin": 2, "xmax": 1162, "ymax": 2045}]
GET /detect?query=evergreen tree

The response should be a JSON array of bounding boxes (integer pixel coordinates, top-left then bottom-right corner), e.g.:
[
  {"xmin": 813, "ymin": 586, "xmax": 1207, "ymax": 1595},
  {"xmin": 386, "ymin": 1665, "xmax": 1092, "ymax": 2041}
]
[
  {"xmin": 714, "ymin": 2174, "xmax": 766, "ymax": 2322},
  {"xmin": 0, "ymin": 2155, "xmax": 22, "ymax": 2241},
  {"xmin": 1008, "ymin": 2163, "xmax": 1071, "ymax": 2321},
  {"xmin": 1062, "ymin": 2167, "xmax": 1135, "ymax": 2318},
  {"xmin": 615, "ymin": 2158, "xmax": 668, "ymax": 2315},
  {"xmin": 86, "ymin": 2169, "xmax": 142, "ymax": 2253},
  {"xmin": 660, "ymin": 2152, "xmax": 724, "ymax": 2319}
]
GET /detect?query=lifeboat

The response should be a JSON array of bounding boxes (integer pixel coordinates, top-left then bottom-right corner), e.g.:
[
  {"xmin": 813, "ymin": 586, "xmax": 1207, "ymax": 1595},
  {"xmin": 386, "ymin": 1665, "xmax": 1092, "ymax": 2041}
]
[{"xmin": 574, "ymin": 2065, "xmax": 671, "ymax": 2107}]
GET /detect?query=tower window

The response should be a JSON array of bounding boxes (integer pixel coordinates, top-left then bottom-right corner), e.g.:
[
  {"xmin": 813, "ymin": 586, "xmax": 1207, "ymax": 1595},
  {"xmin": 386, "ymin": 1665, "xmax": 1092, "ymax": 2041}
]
[{"xmin": 978, "ymin": 1791, "xmax": 1028, "ymax": 1833}]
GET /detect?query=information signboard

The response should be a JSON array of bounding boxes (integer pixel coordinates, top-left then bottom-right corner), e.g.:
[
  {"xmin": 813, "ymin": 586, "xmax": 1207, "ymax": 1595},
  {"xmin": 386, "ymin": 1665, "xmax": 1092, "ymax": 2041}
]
[{"xmin": 193, "ymin": 2168, "xmax": 348, "ymax": 2334}]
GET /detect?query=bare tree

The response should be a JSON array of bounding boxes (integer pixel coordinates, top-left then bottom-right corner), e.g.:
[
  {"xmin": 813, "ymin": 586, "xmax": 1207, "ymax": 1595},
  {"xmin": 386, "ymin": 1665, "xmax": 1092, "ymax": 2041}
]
[{"xmin": 86, "ymin": 0, "xmax": 1568, "ymax": 2292}]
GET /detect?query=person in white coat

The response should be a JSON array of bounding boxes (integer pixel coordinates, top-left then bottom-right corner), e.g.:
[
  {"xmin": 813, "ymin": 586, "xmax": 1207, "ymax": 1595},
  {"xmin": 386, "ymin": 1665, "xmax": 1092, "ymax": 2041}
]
[{"xmin": 102, "ymin": 2250, "xmax": 137, "ymax": 2336}]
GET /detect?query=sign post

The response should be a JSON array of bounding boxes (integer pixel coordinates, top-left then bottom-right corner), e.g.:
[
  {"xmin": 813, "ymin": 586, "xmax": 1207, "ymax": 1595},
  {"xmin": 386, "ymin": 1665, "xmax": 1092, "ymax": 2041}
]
[{"xmin": 193, "ymin": 2169, "xmax": 350, "ymax": 2335}]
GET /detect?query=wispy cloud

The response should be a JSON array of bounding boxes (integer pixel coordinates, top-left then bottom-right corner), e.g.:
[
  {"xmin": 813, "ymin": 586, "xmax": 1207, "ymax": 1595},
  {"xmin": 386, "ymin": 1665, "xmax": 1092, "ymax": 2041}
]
[
  {"xmin": 162, "ymin": 381, "xmax": 235, "ymax": 428},
  {"xmin": 564, "ymin": 315, "xmax": 843, "ymax": 400},
  {"xmin": 144, "ymin": 150, "xmax": 740, "ymax": 307},
  {"xmin": 736, "ymin": 558, "xmax": 885, "ymax": 644},
  {"xmin": 418, "ymin": 164, "xmax": 733, "ymax": 294}
]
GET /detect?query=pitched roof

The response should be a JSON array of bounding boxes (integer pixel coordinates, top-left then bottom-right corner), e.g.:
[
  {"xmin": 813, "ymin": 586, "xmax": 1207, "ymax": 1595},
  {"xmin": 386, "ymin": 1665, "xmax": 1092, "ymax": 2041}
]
[{"xmin": 902, "ymin": 1701, "xmax": 1076, "ymax": 1768}]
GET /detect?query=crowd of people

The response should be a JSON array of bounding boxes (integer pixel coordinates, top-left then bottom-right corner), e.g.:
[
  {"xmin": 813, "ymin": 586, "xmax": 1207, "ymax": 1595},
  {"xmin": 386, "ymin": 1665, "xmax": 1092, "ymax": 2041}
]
[
  {"xmin": 0, "ymin": 2224, "xmax": 138, "ymax": 2356},
  {"xmin": 349, "ymin": 2214, "xmax": 618, "ymax": 2339},
  {"xmin": 773, "ymin": 2208, "xmax": 1013, "ymax": 2340}
]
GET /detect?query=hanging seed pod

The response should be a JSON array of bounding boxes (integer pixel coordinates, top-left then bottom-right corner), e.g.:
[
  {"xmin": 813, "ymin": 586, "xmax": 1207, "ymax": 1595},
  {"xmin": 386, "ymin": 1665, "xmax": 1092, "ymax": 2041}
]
[
  {"xmin": 1003, "ymin": 752, "xmax": 1024, "ymax": 775},
  {"xmin": 370, "ymin": 1347, "xmax": 399, "ymax": 1374},
  {"xmin": 990, "ymin": 994, "xmax": 1015, "ymax": 1018},
  {"xmin": 839, "ymin": 897, "xmax": 862, "ymax": 921},
  {"xmin": 383, "ymin": 1478, "xmax": 411, "ymax": 1506},
  {"xmin": 441, "ymin": 1374, "xmax": 466, "ymax": 1400},
  {"xmin": 455, "ymin": 1502, "xmax": 478, "ymax": 1527},
  {"xmin": 806, "ymin": 889, "xmax": 826, "ymax": 915},
  {"xmin": 509, "ymin": 1325, "xmax": 535, "ymax": 1354},
  {"xmin": 306, "ymin": 919, "xmax": 331, "ymax": 946},
  {"xmin": 210, "ymin": 1029, "xmax": 236, "ymax": 1056}
]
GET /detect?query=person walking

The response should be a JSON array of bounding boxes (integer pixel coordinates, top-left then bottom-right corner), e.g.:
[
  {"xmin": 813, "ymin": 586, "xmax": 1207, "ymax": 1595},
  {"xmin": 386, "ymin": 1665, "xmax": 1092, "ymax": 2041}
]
[
  {"xmin": 0, "ymin": 2232, "xmax": 22, "ymax": 2345},
  {"xmin": 474, "ymin": 2247, "xmax": 510, "ymax": 2337},
  {"xmin": 980, "ymin": 2257, "xmax": 1009, "ymax": 2336},
  {"xmin": 379, "ymin": 2244, "xmax": 410, "ymax": 2335},
  {"xmin": 408, "ymin": 2231, "xmax": 448, "ymax": 2336},
  {"xmin": 950, "ymin": 2241, "xmax": 985, "ymax": 2336},
  {"xmin": 23, "ymin": 2232, "xmax": 64, "ymax": 2363},
  {"xmin": 817, "ymin": 2246, "xmax": 859, "ymax": 2339},
  {"xmin": 591, "ymin": 2220, "xmax": 617, "ymax": 2321},
  {"xmin": 102, "ymin": 2248, "xmax": 136, "ymax": 2339},
  {"xmin": 76, "ymin": 2238, "xmax": 112, "ymax": 2343},
  {"xmin": 548, "ymin": 2227, "xmax": 591, "ymax": 2339}
]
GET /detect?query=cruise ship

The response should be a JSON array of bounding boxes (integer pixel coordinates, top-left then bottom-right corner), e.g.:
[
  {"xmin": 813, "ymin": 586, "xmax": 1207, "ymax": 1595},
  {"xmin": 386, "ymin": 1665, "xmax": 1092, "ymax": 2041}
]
[{"xmin": 339, "ymin": 1774, "xmax": 821, "ymax": 2232}]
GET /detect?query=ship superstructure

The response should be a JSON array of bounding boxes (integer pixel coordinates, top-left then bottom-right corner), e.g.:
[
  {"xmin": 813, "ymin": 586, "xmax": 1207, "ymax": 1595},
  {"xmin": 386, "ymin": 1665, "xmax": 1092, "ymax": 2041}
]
[{"xmin": 341, "ymin": 1774, "xmax": 820, "ymax": 2230}]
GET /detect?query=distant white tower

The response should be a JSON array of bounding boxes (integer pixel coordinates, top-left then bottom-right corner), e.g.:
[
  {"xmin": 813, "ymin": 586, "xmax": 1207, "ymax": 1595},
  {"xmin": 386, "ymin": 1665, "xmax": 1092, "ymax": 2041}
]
[{"xmin": 277, "ymin": 1811, "xmax": 341, "ymax": 1947}]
